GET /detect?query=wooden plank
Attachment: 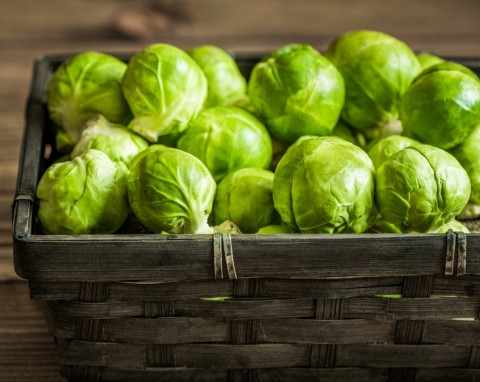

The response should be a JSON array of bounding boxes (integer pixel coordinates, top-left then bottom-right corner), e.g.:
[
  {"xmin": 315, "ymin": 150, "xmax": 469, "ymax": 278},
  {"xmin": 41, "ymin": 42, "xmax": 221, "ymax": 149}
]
[
  {"xmin": 257, "ymin": 319, "xmax": 395, "ymax": 344},
  {"xmin": 104, "ymin": 317, "xmax": 230, "ymax": 345},
  {"xmin": 32, "ymin": 276, "xmax": 404, "ymax": 301},
  {"xmin": 424, "ymin": 320, "xmax": 480, "ymax": 345},
  {"xmin": 345, "ymin": 296, "xmax": 480, "ymax": 320},
  {"xmin": 15, "ymin": 232, "xmax": 478, "ymax": 281},
  {"xmin": 338, "ymin": 344, "xmax": 470, "ymax": 368}
]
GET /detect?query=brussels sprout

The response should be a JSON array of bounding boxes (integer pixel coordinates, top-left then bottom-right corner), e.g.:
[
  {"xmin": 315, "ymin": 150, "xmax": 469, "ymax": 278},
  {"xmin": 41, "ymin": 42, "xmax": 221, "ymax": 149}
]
[
  {"xmin": 213, "ymin": 168, "xmax": 280, "ymax": 233},
  {"xmin": 273, "ymin": 136, "xmax": 376, "ymax": 233},
  {"xmin": 416, "ymin": 52, "xmax": 444, "ymax": 70},
  {"xmin": 248, "ymin": 44, "xmax": 345, "ymax": 143},
  {"xmin": 122, "ymin": 43, "xmax": 207, "ymax": 142},
  {"xmin": 325, "ymin": 30, "xmax": 422, "ymax": 132},
  {"xmin": 400, "ymin": 62, "xmax": 480, "ymax": 150},
  {"xmin": 256, "ymin": 225, "xmax": 297, "ymax": 234},
  {"xmin": 177, "ymin": 106, "xmax": 272, "ymax": 182},
  {"xmin": 449, "ymin": 125, "xmax": 480, "ymax": 206},
  {"xmin": 127, "ymin": 145, "xmax": 216, "ymax": 234},
  {"xmin": 213, "ymin": 220, "xmax": 242, "ymax": 234},
  {"xmin": 188, "ymin": 45, "xmax": 247, "ymax": 107},
  {"xmin": 46, "ymin": 51, "xmax": 132, "ymax": 151},
  {"xmin": 417, "ymin": 61, "xmax": 479, "ymax": 82},
  {"xmin": 376, "ymin": 144, "xmax": 471, "ymax": 233},
  {"xmin": 431, "ymin": 220, "xmax": 470, "ymax": 234},
  {"xmin": 367, "ymin": 135, "xmax": 419, "ymax": 170},
  {"xmin": 36, "ymin": 149, "xmax": 130, "ymax": 234},
  {"xmin": 71, "ymin": 115, "xmax": 149, "ymax": 167},
  {"xmin": 458, "ymin": 203, "xmax": 480, "ymax": 220}
]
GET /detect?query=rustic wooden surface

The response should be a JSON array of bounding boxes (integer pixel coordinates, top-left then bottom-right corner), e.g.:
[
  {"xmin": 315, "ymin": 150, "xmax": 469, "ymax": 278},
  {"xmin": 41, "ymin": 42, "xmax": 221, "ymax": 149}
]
[{"xmin": 2, "ymin": 0, "xmax": 480, "ymax": 380}]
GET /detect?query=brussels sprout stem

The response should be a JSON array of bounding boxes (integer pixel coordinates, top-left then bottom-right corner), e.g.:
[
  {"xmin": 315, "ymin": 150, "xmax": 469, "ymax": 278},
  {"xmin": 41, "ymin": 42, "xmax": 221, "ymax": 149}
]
[{"xmin": 184, "ymin": 214, "xmax": 214, "ymax": 234}]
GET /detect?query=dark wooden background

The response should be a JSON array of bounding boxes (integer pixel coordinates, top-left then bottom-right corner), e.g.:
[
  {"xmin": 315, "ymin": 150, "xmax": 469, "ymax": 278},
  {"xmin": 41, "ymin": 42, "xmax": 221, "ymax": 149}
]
[{"xmin": 2, "ymin": 0, "xmax": 480, "ymax": 380}]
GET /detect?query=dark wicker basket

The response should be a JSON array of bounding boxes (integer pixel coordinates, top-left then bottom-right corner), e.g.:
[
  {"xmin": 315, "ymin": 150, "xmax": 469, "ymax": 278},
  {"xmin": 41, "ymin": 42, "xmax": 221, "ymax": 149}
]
[{"xmin": 12, "ymin": 54, "xmax": 480, "ymax": 382}]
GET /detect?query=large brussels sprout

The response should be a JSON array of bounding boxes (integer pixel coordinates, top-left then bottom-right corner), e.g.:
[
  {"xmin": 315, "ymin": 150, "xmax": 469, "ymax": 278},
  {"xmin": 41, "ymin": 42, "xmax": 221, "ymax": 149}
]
[
  {"xmin": 177, "ymin": 106, "xmax": 272, "ymax": 182},
  {"xmin": 188, "ymin": 45, "xmax": 247, "ymax": 107},
  {"xmin": 71, "ymin": 115, "xmax": 149, "ymax": 167},
  {"xmin": 248, "ymin": 44, "xmax": 345, "ymax": 143},
  {"xmin": 122, "ymin": 43, "xmax": 207, "ymax": 142},
  {"xmin": 213, "ymin": 168, "xmax": 280, "ymax": 233},
  {"xmin": 367, "ymin": 135, "xmax": 419, "ymax": 170},
  {"xmin": 273, "ymin": 136, "xmax": 376, "ymax": 233},
  {"xmin": 127, "ymin": 145, "xmax": 216, "ymax": 234},
  {"xmin": 46, "ymin": 51, "xmax": 132, "ymax": 151},
  {"xmin": 376, "ymin": 144, "xmax": 471, "ymax": 233},
  {"xmin": 36, "ymin": 149, "xmax": 130, "ymax": 234},
  {"xmin": 400, "ymin": 62, "xmax": 480, "ymax": 149},
  {"xmin": 449, "ymin": 125, "xmax": 480, "ymax": 212},
  {"xmin": 325, "ymin": 30, "xmax": 422, "ymax": 132}
]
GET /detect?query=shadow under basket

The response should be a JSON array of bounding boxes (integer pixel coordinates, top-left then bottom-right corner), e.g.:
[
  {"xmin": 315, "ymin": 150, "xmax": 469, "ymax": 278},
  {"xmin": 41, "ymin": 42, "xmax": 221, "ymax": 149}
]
[{"xmin": 12, "ymin": 53, "xmax": 480, "ymax": 382}]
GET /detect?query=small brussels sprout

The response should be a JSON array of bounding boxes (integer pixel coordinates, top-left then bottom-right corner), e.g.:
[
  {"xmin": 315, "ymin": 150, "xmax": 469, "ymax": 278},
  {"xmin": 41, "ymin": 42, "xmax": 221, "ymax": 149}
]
[
  {"xmin": 248, "ymin": 44, "xmax": 345, "ymax": 143},
  {"xmin": 449, "ymin": 125, "xmax": 480, "ymax": 206},
  {"xmin": 71, "ymin": 115, "xmax": 149, "ymax": 167},
  {"xmin": 122, "ymin": 43, "xmax": 207, "ymax": 142},
  {"xmin": 177, "ymin": 106, "xmax": 272, "ymax": 182},
  {"xmin": 431, "ymin": 220, "xmax": 470, "ymax": 234},
  {"xmin": 325, "ymin": 30, "xmax": 422, "ymax": 132},
  {"xmin": 127, "ymin": 145, "xmax": 216, "ymax": 234},
  {"xmin": 213, "ymin": 168, "xmax": 280, "ymax": 233},
  {"xmin": 400, "ymin": 62, "xmax": 480, "ymax": 149},
  {"xmin": 46, "ymin": 51, "xmax": 132, "ymax": 151},
  {"xmin": 36, "ymin": 149, "xmax": 130, "ymax": 234},
  {"xmin": 376, "ymin": 144, "xmax": 471, "ymax": 233},
  {"xmin": 367, "ymin": 135, "xmax": 419, "ymax": 170},
  {"xmin": 458, "ymin": 203, "xmax": 480, "ymax": 220},
  {"xmin": 188, "ymin": 45, "xmax": 247, "ymax": 107},
  {"xmin": 416, "ymin": 52, "xmax": 444, "ymax": 70},
  {"xmin": 256, "ymin": 225, "xmax": 297, "ymax": 234},
  {"xmin": 273, "ymin": 136, "xmax": 376, "ymax": 233}
]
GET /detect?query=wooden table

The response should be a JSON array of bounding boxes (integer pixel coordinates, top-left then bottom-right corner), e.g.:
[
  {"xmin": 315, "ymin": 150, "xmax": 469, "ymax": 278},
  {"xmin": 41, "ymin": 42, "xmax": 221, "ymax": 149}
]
[{"xmin": 2, "ymin": 0, "xmax": 480, "ymax": 380}]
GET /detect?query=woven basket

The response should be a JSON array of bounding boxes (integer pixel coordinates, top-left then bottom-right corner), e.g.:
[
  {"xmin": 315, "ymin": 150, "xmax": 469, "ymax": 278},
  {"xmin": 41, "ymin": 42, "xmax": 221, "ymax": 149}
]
[{"xmin": 12, "ymin": 54, "xmax": 480, "ymax": 382}]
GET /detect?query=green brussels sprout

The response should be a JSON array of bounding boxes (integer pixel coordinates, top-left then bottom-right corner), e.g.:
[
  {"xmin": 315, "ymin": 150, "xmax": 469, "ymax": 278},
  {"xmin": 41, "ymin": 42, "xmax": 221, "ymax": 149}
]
[
  {"xmin": 273, "ymin": 136, "xmax": 376, "ymax": 233},
  {"xmin": 247, "ymin": 44, "xmax": 345, "ymax": 143},
  {"xmin": 71, "ymin": 115, "xmax": 149, "ymax": 167},
  {"xmin": 376, "ymin": 144, "xmax": 471, "ymax": 233},
  {"xmin": 213, "ymin": 168, "xmax": 280, "ymax": 233},
  {"xmin": 127, "ymin": 145, "xmax": 216, "ymax": 234},
  {"xmin": 431, "ymin": 220, "xmax": 470, "ymax": 234},
  {"xmin": 46, "ymin": 51, "xmax": 132, "ymax": 151},
  {"xmin": 416, "ymin": 52, "xmax": 444, "ymax": 70},
  {"xmin": 256, "ymin": 225, "xmax": 297, "ymax": 234},
  {"xmin": 458, "ymin": 203, "xmax": 480, "ymax": 220},
  {"xmin": 400, "ymin": 62, "xmax": 480, "ymax": 150},
  {"xmin": 177, "ymin": 106, "xmax": 272, "ymax": 182},
  {"xmin": 325, "ymin": 30, "xmax": 422, "ymax": 132},
  {"xmin": 36, "ymin": 149, "xmax": 130, "ymax": 234},
  {"xmin": 449, "ymin": 125, "xmax": 480, "ymax": 205},
  {"xmin": 367, "ymin": 135, "xmax": 419, "ymax": 170},
  {"xmin": 122, "ymin": 43, "xmax": 207, "ymax": 142},
  {"xmin": 188, "ymin": 45, "xmax": 247, "ymax": 107}
]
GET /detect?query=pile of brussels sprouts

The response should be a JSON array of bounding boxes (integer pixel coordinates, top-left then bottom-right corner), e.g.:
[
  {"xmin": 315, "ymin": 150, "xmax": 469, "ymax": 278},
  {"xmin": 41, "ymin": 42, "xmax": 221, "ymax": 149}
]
[{"xmin": 37, "ymin": 30, "xmax": 480, "ymax": 235}]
